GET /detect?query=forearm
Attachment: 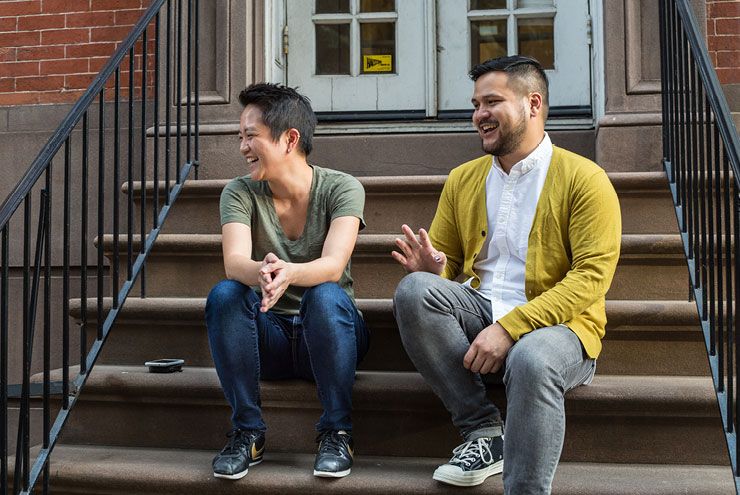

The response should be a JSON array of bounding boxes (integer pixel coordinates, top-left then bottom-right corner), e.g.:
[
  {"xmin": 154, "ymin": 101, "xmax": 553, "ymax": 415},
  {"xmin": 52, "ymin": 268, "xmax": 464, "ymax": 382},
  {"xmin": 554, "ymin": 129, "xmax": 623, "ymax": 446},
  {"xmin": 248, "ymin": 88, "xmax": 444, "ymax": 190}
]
[
  {"xmin": 286, "ymin": 256, "xmax": 346, "ymax": 287},
  {"xmin": 224, "ymin": 254, "xmax": 263, "ymax": 286}
]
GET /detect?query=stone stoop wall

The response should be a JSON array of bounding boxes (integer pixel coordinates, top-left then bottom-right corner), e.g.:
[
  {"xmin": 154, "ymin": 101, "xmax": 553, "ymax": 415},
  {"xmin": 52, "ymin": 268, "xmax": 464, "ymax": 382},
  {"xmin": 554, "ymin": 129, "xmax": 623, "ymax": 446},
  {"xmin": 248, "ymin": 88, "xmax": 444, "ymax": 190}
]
[{"xmin": 0, "ymin": 0, "xmax": 155, "ymax": 106}]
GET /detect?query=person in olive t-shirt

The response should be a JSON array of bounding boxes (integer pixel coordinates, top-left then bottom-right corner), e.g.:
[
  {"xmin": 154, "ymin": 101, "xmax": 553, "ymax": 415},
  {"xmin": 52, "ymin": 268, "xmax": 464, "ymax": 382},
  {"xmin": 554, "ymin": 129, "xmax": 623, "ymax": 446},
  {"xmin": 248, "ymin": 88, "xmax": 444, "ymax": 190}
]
[{"xmin": 205, "ymin": 83, "xmax": 369, "ymax": 481}]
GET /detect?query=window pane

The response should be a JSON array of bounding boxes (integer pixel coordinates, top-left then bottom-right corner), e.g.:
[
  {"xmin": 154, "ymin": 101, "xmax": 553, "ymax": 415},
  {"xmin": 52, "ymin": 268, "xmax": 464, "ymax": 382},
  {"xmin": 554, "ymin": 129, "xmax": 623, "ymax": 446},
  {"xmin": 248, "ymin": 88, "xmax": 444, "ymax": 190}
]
[
  {"xmin": 471, "ymin": 19, "xmax": 507, "ymax": 66},
  {"xmin": 360, "ymin": 0, "xmax": 395, "ymax": 12},
  {"xmin": 515, "ymin": 0, "xmax": 554, "ymax": 8},
  {"xmin": 518, "ymin": 18, "xmax": 554, "ymax": 69},
  {"xmin": 316, "ymin": 23, "xmax": 350, "ymax": 75},
  {"xmin": 360, "ymin": 22, "xmax": 395, "ymax": 73},
  {"xmin": 316, "ymin": 0, "xmax": 350, "ymax": 14},
  {"xmin": 470, "ymin": 0, "xmax": 507, "ymax": 9}
]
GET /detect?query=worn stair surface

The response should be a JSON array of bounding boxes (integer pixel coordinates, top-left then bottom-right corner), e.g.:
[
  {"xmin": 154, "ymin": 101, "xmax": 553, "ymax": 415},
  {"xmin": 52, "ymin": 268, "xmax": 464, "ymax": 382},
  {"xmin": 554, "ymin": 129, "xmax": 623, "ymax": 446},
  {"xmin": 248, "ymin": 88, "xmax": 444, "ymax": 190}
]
[
  {"xmin": 48, "ymin": 170, "xmax": 734, "ymax": 493},
  {"xmin": 38, "ymin": 445, "xmax": 736, "ymax": 495},
  {"xmin": 69, "ymin": 297, "xmax": 708, "ymax": 375},
  {"xmin": 130, "ymin": 172, "xmax": 679, "ymax": 235},
  {"xmin": 50, "ymin": 366, "xmax": 725, "ymax": 465},
  {"xmin": 101, "ymin": 233, "xmax": 689, "ymax": 300}
]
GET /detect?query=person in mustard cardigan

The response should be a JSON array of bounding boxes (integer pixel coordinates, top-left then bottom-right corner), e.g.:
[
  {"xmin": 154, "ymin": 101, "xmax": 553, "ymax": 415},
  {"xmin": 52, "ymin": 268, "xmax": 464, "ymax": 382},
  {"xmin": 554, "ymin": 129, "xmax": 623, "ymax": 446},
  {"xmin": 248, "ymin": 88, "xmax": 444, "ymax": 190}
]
[{"xmin": 392, "ymin": 56, "xmax": 621, "ymax": 494}]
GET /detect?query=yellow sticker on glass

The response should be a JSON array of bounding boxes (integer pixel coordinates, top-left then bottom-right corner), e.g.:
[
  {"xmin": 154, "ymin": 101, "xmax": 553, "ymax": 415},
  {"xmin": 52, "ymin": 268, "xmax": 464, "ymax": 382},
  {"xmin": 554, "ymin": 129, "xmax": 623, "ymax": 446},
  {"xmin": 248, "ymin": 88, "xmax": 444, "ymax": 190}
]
[{"xmin": 363, "ymin": 55, "xmax": 392, "ymax": 72}]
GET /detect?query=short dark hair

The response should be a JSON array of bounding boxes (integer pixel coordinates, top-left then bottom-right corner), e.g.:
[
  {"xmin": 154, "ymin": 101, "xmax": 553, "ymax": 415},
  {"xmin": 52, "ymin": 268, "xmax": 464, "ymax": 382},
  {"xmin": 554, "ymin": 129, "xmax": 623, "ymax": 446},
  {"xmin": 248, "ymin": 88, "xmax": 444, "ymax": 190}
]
[
  {"xmin": 238, "ymin": 83, "xmax": 318, "ymax": 156},
  {"xmin": 469, "ymin": 56, "xmax": 549, "ymax": 119}
]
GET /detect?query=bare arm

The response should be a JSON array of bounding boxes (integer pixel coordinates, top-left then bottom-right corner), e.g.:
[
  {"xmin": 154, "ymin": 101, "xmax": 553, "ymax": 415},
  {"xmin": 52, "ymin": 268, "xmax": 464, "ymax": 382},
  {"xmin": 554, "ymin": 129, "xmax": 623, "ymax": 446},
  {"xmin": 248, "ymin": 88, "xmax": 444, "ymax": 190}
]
[
  {"xmin": 259, "ymin": 215, "xmax": 361, "ymax": 311},
  {"xmin": 221, "ymin": 222, "xmax": 262, "ymax": 286}
]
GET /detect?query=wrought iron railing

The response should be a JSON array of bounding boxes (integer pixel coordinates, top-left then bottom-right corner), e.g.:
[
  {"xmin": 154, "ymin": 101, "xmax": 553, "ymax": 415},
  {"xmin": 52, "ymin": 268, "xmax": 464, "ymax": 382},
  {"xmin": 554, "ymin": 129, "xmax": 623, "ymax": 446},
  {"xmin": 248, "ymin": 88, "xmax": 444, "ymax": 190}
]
[
  {"xmin": 659, "ymin": 0, "xmax": 740, "ymax": 491},
  {"xmin": 0, "ymin": 0, "xmax": 199, "ymax": 492}
]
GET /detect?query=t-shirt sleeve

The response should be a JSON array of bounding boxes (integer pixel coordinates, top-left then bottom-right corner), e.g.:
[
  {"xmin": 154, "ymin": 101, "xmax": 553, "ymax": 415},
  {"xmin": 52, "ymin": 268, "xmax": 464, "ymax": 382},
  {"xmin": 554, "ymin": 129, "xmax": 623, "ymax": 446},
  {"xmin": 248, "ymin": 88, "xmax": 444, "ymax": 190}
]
[
  {"xmin": 219, "ymin": 179, "xmax": 253, "ymax": 227},
  {"xmin": 329, "ymin": 175, "xmax": 366, "ymax": 231}
]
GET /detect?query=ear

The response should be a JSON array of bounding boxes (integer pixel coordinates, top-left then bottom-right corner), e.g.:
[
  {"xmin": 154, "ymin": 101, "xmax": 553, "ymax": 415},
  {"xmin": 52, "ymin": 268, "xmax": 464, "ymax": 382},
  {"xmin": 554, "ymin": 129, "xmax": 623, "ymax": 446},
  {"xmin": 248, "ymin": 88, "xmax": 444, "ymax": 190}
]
[
  {"xmin": 528, "ymin": 92, "xmax": 544, "ymax": 119},
  {"xmin": 285, "ymin": 128, "xmax": 301, "ymax": 154}
]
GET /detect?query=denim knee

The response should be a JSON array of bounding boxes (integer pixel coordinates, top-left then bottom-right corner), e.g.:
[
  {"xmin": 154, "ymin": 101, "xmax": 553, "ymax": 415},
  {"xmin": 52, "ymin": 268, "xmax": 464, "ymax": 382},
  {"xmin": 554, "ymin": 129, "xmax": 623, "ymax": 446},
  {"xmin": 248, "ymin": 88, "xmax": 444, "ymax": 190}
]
[
  {"xmin": 393, "ymin": 272, "xmax": 437, "ymax": 309},
  {"xmin": 504, "ymin": 340, "xmax": 557, "ymax": 390},
  {"xmin": 302, "ymin": 282, "xmax": 352, "ymax": 311},
  {"xmin": 206, "ymin": 279, "xmax": 257, "ymax": 320}
]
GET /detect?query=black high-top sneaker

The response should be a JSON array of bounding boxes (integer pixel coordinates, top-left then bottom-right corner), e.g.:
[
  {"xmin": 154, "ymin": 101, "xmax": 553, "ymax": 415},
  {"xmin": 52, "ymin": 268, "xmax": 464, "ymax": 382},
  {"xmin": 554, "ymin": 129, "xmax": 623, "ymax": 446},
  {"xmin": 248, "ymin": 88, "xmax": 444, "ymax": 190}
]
[
  {"xmin": 212, "ymin": 428, "xmax": 265, "ymax": 480},
  {"xmin": 432, "ymin": 435, "xmax": 504, "ymax": 487},
  {"xmin": 313, "ymin": 430, "xmax": 354, "ymax": 478}
]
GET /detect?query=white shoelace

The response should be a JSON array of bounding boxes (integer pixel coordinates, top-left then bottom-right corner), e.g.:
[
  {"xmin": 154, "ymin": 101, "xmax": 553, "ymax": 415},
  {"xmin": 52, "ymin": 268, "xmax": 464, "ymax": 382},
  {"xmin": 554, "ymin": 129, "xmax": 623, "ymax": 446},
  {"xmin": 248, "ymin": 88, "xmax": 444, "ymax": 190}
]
[{"xmin": 449, "ymin": 438, "xmax": 495, "ymax": 467}]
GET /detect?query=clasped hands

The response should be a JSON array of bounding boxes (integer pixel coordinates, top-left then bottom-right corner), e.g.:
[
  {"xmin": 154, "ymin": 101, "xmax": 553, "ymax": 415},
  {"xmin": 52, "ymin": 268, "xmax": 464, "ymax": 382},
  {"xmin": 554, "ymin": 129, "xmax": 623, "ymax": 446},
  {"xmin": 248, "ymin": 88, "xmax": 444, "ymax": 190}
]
[
  {"xmin": 258, "ymin": 252, "xmax": 290, "ymax": 312},
  {"xmin": 392, "ymin": 223, "xmax": 514, "ymax": 374}
]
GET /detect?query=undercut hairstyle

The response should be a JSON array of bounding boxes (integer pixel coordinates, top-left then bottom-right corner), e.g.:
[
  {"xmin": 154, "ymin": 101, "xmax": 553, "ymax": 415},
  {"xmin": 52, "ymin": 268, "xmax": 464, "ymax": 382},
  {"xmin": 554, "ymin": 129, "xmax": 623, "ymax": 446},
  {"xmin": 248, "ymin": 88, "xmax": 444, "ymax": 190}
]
[
  {"xmin": 238, "ymin": 83, "xmax": 318, "ymax": 156},
  {"xmin": 469, "ymin": 56, "xmax": 550, "ymax": 120}
]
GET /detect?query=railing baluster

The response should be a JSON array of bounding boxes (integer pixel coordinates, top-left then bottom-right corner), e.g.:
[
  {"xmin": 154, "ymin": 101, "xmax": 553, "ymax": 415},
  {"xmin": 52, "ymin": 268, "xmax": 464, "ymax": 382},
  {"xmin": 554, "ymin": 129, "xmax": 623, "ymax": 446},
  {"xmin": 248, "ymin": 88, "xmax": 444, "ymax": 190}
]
[
  {"xmin": 17, "ymin": 194, "xmax": 31, "ymax": 493},
  {"xmin": 81, "ymin": 113, "xmax": 89, "ymax": 375},
  {"xmin": 194, "ymin": 0, "xmax": 200, "ymax": 176},
  {"xmin": 698, "ymin": 81, "xmax": 707, "ymax": 319},
  {"xmin": 42, "ymin": 168, "xmax": 51, "ymax": 495},
  {"xmin": 716, "ymin": 122, "xmax": 725, "ymax": 393},
  {"xmin": 166, "ymin": 0, "xmax": 172, "ymax": 204},
  {"xmin": 97, "ymin": 91, "xmax": 105, "ymax": 341},
  {"xmin": 186, "ymin": 0, "xmax": 192, "ymax": 167},
  {"xmin": 141, "ymin": 28, "xmax": 149, "ymax": 298},
  {"xmin": 707, "ymin": 94, "xmax": 717, "ymax": 357},
  {"xmin": 128, "ymin": 48, "xmax": 135, "ymax": 282},
  {"xmin": 114, "ymin": 69, "xmax": 121, "ymax": 310},
  {"xmin": 63, "ymin": 138, "xmax": 71, "ymax": 410},
  {"xmin": 725, "ymin": 152, "xmax": 734, "ymax": 431},
  {"xmin": 154, "ymin": 12, "xmax": 161, "ymax": 228},
  {"xmin": 1, "ymin": 227, "xmax": 7, "ymax": 495},
  {"xmin": 176, "ymin": 0, "xmax": 183, "ymax": 182}
]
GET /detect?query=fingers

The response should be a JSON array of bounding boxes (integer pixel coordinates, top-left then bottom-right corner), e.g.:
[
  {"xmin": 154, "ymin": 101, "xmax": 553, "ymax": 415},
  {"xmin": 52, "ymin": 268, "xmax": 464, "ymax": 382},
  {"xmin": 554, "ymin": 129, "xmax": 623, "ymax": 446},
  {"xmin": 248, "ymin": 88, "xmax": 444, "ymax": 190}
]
[
  {"xmin": 390, "ymin": 250, "xmax": 408, "ymax": 266},
  {"xmin": 401, "ymin": 224, "xmax": 422, "ymax": 249},
  {"xmin": 263, "ymin": 252, "xmax": 279, "ymax": 263}
]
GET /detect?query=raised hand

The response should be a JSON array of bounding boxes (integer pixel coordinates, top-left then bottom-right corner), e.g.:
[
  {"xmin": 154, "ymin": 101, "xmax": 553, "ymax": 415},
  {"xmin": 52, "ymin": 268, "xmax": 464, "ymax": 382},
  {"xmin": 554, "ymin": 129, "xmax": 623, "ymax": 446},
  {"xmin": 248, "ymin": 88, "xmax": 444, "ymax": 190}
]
[{"xmin": 391, "ymin": 224, "xmax": 446, "ymax": 275}]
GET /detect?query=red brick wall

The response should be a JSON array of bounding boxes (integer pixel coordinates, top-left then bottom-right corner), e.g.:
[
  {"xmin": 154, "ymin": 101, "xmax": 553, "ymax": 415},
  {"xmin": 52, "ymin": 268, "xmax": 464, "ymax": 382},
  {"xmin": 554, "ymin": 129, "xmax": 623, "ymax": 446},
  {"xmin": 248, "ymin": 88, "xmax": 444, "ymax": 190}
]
[
  {"xmin": 707, "ymin": 0, "xmax": 740, "ymax": 84},
  {"xmin": 0, "ymin": 0, "xmax": 154, "ymax": 106}
]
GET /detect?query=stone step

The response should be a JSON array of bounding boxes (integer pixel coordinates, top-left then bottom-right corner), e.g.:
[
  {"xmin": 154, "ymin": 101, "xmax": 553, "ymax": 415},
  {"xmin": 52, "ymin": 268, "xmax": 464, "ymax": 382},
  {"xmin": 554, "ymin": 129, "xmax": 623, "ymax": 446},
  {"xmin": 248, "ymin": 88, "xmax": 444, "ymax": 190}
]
[
  {"xmin": 52, "ymin": 366, "xmax": 726, "ymax": 465},
  {"xmin": 128, "ymin": 172, "xmax": 679, "ymax": 235},
  {"xmin": 69, "ymin": 298, "xmax": 708, "ymax": 376},
  {"xmin": 32, "ymin": 445, "xmax": 736, "ymax": 495},
  {"xmin": 183, "ymin": 130, "xmax": 599, "ymax": 180},
  {"xmin": 100, "ymin": 233, "xmax": 690, "ymax": 300}
]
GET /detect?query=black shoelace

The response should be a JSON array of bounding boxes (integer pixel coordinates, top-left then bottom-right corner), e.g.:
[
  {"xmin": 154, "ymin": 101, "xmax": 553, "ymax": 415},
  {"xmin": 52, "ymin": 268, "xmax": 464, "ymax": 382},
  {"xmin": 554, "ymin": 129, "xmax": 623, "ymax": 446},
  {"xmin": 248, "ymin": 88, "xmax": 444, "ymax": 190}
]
[
  {"xmin": 316, "ymin": 430, "xmax": 346, "ymax": 456},
  {"xmin": 220, "ymin": 428, "xmax": 252, "ymax": 455}
]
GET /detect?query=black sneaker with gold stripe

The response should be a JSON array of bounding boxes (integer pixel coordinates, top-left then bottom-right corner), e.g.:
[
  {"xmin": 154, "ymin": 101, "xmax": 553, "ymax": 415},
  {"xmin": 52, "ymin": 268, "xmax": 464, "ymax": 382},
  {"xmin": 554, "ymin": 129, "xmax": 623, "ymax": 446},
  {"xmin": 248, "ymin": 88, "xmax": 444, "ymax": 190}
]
[
  {"xmin": 212, "ymin": 428, "xmax": 265, "ymax": 480},
  {"xmin": 313, "ymin": 430, "xmax": 354, "ymax": 478}
]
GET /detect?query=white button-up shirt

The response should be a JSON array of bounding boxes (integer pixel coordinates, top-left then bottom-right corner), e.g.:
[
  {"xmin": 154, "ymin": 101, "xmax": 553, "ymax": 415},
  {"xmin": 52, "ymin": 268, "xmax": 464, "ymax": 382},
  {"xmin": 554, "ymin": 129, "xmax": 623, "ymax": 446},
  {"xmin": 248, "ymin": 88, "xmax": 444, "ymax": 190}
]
[{"xmin": 473, "ymin": 133, "xmax": 553, "ymax": 322}]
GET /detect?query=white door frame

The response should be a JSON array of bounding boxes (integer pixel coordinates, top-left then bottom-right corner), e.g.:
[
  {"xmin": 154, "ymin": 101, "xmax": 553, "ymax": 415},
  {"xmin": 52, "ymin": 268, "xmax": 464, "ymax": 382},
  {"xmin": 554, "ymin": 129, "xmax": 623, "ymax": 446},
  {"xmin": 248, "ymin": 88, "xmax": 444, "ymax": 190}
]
[{"xmin": 261, "ymin": 0, "xmax": 605, "ymax": 131}]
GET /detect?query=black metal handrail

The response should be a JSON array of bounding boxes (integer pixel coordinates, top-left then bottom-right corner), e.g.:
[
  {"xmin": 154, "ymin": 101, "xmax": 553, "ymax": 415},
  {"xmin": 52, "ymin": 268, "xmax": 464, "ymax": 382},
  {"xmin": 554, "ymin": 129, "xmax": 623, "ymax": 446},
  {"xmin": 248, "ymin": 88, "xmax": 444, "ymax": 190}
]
[
  {"xmin": 0, "ymin": 0, "xmax": 200, "ymax": 493},
  {"xmin": 659, "ymin": 0, "xmax": 740, "ymax": 492}
]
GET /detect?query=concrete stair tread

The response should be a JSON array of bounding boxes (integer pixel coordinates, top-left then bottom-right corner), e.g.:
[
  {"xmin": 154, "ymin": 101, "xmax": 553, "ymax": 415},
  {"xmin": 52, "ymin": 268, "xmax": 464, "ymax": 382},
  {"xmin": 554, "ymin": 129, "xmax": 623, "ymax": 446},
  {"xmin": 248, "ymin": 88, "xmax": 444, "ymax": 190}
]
[
  {"xmin": 129, "ymin": 171, "xmax": 673, "ymax": 196},
  {"xmin": 100, "ymin": 232, "xmax": 686, "ymax": 257},
  {"xmin": 45, "ymin": 444, "xmax": 735, "ymax": 494},
  {"xmin": 53, "ymin": 366, "xmax": 719, "ymax": 417},
  {"xmin": 69, "ymin": 297, "xmax": 700, "ymax": 328}
]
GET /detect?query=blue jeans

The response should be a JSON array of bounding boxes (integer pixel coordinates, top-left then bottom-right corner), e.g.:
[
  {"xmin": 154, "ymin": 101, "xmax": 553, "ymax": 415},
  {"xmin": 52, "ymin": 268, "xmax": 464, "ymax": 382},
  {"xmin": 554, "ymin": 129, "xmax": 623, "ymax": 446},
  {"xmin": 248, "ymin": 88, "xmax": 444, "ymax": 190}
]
[
  {"xmin": 206, "ymin": 279, "xmax": 370, "ymax": 433},
  {"xmin": 394, "ymin": 272, "xmax": 596, "ymax": 495}
]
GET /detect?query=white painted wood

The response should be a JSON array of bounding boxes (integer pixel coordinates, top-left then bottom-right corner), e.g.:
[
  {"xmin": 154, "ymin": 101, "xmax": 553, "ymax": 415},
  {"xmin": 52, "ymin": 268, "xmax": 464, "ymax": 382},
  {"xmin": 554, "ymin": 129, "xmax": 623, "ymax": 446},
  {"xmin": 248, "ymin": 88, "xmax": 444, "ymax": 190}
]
[
  {"xmin": 287, "ymin": 0, "xmax": 427, "ymax": 112},
  {"xmin": 437, "ymin": 0, "xmax": 592, "ymax": 111}
]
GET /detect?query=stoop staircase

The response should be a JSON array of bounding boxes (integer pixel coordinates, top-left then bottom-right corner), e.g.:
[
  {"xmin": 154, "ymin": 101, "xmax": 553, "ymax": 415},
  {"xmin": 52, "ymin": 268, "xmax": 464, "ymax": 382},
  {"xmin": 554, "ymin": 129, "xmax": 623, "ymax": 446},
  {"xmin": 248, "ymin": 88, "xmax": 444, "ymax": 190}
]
[{"xmin": 36, "ymin": 135, "xmax": 735, "ymax": 493}]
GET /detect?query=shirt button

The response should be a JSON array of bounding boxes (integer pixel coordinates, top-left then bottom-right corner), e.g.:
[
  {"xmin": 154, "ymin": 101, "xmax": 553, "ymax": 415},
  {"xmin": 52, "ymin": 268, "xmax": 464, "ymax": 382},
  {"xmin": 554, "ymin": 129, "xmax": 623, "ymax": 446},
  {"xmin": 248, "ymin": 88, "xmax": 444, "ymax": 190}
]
[{"xmin": 481, "ymin": 230, "xmax": 486, "ymax": 237}]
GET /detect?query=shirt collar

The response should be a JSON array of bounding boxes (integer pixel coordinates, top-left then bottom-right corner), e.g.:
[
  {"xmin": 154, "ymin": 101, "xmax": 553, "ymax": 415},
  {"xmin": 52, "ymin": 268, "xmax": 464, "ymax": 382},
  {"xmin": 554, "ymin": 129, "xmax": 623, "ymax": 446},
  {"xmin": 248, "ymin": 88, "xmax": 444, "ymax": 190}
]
[{"xmin": 492, "ymin": 132, "xmax": 552, "ymax": 176}]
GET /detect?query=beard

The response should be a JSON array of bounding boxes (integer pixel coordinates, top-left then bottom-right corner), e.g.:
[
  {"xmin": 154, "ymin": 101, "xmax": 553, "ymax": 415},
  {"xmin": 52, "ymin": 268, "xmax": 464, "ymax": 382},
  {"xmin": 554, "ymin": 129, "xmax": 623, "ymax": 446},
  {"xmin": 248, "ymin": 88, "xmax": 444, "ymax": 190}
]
[{"xmin": 481, "ymin": 105, "xmax": 529, "ymax": 157}]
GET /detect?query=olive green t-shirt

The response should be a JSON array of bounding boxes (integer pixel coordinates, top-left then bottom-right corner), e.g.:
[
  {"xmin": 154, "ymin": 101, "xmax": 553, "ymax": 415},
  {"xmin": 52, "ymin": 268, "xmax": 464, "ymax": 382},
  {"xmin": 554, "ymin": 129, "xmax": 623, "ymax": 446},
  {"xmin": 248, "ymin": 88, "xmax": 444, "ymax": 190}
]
[{"xmin": 219, "ymin": 165, "xmax": 366, "ymax": 315}]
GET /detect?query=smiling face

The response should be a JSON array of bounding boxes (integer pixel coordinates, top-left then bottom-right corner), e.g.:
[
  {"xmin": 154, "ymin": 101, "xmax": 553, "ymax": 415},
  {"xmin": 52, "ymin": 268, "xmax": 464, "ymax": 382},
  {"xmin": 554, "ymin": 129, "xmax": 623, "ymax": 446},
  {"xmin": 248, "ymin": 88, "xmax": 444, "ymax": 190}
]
[
  {"xmin": 238, "ymin": 104, "xmax": 286, "ymax": 181},
  {"xmin": 471, "ymin": 71, "xmax": 530, "ymax": 158}
]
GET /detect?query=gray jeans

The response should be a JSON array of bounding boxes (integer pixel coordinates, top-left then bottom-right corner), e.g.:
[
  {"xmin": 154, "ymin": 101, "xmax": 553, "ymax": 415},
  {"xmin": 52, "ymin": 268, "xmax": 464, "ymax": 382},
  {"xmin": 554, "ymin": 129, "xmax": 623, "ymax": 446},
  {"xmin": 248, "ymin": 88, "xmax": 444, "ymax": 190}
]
[{"xmin": 393, "ymin": 272, "xmax": 596, "ymax": 495}]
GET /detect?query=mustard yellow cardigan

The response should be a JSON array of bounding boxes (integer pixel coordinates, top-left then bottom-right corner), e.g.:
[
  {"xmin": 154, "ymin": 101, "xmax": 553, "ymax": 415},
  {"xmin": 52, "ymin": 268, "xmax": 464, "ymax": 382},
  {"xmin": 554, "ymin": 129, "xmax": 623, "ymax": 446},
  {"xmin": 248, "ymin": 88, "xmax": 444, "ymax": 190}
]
[{"xmin": 429, "ymin": 146, "xmax": 621, "ymax": 358}]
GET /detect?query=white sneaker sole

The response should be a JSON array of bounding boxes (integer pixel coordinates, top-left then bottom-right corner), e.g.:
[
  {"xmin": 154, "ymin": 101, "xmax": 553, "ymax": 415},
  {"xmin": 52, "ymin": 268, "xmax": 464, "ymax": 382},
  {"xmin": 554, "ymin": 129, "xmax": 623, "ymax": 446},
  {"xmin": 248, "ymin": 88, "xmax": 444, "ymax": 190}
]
[
  {"xmin": 213, "ymin": 458, "xmax": 262, "ymax": 480},
  {"xmin": 432, "ymin": 460, "xmax": 503, "ymax": 487},
  {"xmin": 313, "ymin": 468, "xmax": 351, "ymax": 478}
]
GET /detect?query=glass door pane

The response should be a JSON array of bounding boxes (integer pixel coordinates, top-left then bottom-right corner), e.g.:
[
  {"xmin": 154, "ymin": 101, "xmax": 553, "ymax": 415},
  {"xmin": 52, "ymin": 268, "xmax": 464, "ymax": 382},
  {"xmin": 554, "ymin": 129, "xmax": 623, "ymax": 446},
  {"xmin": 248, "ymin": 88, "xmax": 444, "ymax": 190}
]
[
  {"xmin": 316, "ymin": 24, "xmax": 351, "ymax": 75},
  {"xmin": 361, "ymin": 22, "xmax": 396, "ymax": 73},
  {"xmin": 360, "ymin": 0, "xmax": 395, "ymax": 12},
  {"xmin": 471, "ymin": 19, "xmax": 507, "ymax": 66},
  {"xmin": 316, "ymin": 0, "xmax": 350, "ymax": 14},
  {"xmin": 518, "ymin": 18, "xmax": 554, "ymax": 69}
]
